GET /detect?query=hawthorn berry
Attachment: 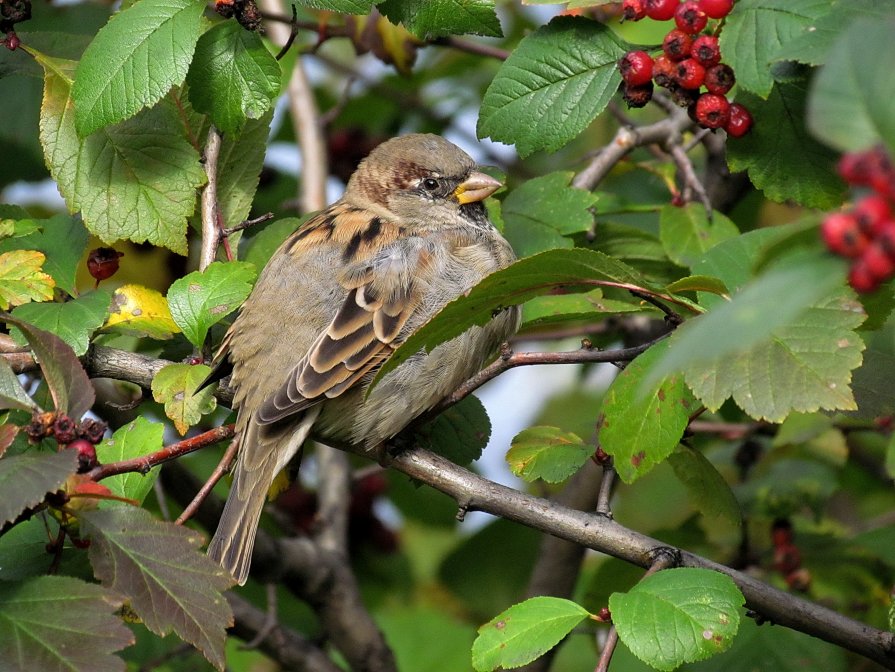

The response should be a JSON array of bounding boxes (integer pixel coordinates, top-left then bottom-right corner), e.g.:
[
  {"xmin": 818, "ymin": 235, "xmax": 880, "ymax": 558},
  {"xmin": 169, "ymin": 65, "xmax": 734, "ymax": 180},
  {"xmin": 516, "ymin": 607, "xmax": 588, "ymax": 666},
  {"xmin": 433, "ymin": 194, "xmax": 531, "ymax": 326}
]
[
  {"xmin": 622, "ymin": 81, "xmax": 654, "ymax": 108},
  {"xmin": 53, "ymin": 414, "xmax": 78, "ymax": 445},
  {"xmin": 652, "ymin": 54, "xmax": 677, "ymax": 88},
  {"xmin": 87, "ymin": 247, "xmax": 124, "ymax": 285},
  {"xmin": 691, "ymin": 35, "xmax": 721, "ymax": 67},
  {"xmin": 876, "ymin": 221, "xmax": 895, "ymax": 260},
  {"xmin": 704, "ymin": 63, "xmax": 735, "ymax": 95},
  {"xmin": 675, "ymin": 59, "xmax": 706, "ymax": 90},
  {"xmin": 675, "ymin": 1, "xmax": 707, "ymax": 34},
  {"xmin": 78, "ymin": 418, "xmax": 108, "ymax": 444},
  {"xmin": 848, "ymin": 260, "xmax": 879, "ymax": 293},
  {"xmin": 70, "ymin": 439, "xmax": 98, "ymax": 472},
  {"xmin": 699, "ymin": 0, "xmax": 734, "ymax": 19},
  {"xmin": 694, "ymin": 93, "xmax": 730, "ymax": 129},
  {"xmin": 663, "ymin": 29, "xmax": 693, "ymax": 62},
  {"xmin": 725, "ymin": 102, "xmax": 753, "ymax": 137},
  {"xmin": 618, "ymin": 50, "xmax": 654, "ymax": 87},
  {"xmin": 862, "ymin": 241, "xmax": 895, "ymax": 281},
  {"xmin": 669, "ymin": 84, "xmax": 699, "ymax": 108},
  {"xmin": 853, "ymin": 194, "xmax": 892, "ymax": 234},
  {"xmin": 644, "ymin": 0, "xmax": 678, "ymax": 21},
  {"xmin": 622, "ymin": 0, "xmax": 647, "ymax": 21},
  {"xmin": 821, "ymin": 212, "xmax": 868, "ymax": 258}
]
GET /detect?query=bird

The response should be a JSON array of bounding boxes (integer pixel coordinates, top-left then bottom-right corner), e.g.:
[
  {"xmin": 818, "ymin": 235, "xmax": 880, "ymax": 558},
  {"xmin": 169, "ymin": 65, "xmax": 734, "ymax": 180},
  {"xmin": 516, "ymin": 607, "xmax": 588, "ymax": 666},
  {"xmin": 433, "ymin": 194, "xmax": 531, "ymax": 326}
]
[{"xmin": 207, "ymin": 134, "xmax": 520, "ymax": 584}]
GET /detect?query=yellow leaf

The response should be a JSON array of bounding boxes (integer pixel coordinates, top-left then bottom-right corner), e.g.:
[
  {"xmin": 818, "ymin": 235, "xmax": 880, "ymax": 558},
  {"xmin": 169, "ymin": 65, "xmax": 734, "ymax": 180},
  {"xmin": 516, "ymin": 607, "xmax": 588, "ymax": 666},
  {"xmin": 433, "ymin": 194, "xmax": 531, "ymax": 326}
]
[
  {"xmin": 104, "ymin": 284, "xmax": 181, "ymax": 339},
  {"xmin": 0, "ymin": 250, "xmax": 55, "ymax": 309}
]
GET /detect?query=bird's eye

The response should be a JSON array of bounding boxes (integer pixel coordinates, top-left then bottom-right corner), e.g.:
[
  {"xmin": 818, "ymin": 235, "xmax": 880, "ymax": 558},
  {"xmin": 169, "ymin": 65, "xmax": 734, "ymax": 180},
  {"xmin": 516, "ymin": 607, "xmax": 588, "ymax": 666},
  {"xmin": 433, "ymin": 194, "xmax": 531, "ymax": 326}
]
[{"xmin": 422, "ymin": 178, "xmax": 439, "ymax": 191}]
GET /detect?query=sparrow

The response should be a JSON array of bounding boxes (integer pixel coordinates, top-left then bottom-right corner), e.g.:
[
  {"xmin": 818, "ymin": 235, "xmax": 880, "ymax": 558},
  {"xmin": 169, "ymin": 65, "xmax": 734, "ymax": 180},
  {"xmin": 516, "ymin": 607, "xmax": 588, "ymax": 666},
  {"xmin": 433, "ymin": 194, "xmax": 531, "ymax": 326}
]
[{"xmin": 207, "ymin": 134, "xmax": 520, "ymax": 584}]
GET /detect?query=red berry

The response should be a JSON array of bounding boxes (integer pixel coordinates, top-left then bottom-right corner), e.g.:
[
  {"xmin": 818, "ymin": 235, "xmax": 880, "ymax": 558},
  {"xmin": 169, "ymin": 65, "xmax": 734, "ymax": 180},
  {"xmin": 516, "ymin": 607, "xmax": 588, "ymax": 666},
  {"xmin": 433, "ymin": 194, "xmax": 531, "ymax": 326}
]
[
  {"xmin": 622, "ymin": 81, "xmax": 654, "ymax": 108},
  {"xmin": 675, "ymin": 59, "xmax": 706, "ymax": 90},
  {"xmin": 618, "ymin": 51, "xmax": 654, "ymax": 87},
  {"xmin": 652, "ymin": 54, "xmax": 677, "ymax": 88},
  {"xmin": 4, "ymin": 32, "xmax": 20, "ymax": 51},
  {"xmin": 863, "ymin": 241, "xmax": 895, "ymax": 281},
  {"xmin": 725, "ymin": 102, "xmax": 753, "ymax": 137},
  {"xmin": 704, "ymin": 64, "xmax": 736, "ymax": 95},
  {"xmin": 849, "ymin": 260, "xmax": 880, "ymax": 294},
  {"xmin": 622, "ymin": 0, "xmax": 647, "ymax": 21},
  {"xmin": 699, "ymin": 0, "xmax": 734, "ymax": 19},
  {"xmin": 645, "ymin": 0, "xmax": 679, "ymax": 21},
  {"xmin": 691, "ymin": 35, "xmax": 721, "ymax": 67},
  {"xmin": 821, "ymin": 212, "xmax": 868, "ymax": 258},
  {"xmin": 86, "ymin": 247, "xmax": 124, "ymax": 285},
  {"xmin": 853, "ymin": 194, "xmax": 892, "ymax": 234},
  {"xmin": 69, "ymin": 439, "xmax": 98, "ymax": 472},
  {"xmin": 675, "ymin": 1, "xmax": 707, "ymax": 33},
  {"xmin": 663, "ymin": 29, "xmax": 693, "ymax": 62},
  {"xmin": 877, "ymin": 221, "xmax": 895, "ymax": 257},
  {"xmin": 694, "ymin": 93, "xmax": 730, "ymax": 129}
]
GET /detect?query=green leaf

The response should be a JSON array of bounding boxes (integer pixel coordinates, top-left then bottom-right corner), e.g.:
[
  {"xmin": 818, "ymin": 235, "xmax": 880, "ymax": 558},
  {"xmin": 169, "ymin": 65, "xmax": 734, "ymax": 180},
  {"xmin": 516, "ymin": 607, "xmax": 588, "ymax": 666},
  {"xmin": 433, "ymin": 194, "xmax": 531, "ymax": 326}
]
[
  {"xmin": 772, "ymin": 0, "xmax": 893, "ymax": 67},
  {"xmin": 0, "ymin": 214, "xmax": 88, "ymax": 294},
  {"xmin": 506, "ymin": 426, "xmax": 593, "ymax": 483},
  {"xmin": 186, "ymin": 22, "xmax": 280, "ymax": 135},
  {"xmin": 39, "ymin": 57, "xmax": 206, "ymax": 255},
  {"xmin": 378, "ymin": 0, "xmax": 502, "ymax": 39},
  {"xmin": 659, "ymin": 204, "xmax": 739, "ymax": 269},
  {"xmin": 96, "ymin": 417, "xmax": 165, "ymax": 505},
  {"xmin": 0, "ymin": 217, "xmax": 40, "ymax": 240},
  {"xmin": 243, "ymin": 216, "xmax": 306, "ymax": 268},
  {"xmin": 472, "ymin": 596, "xmax": 590, "ymax": 671},
  {"xmin": 373, "ymin": 248, "xmax": 648, "ymax": 386},
  {"xmin": 3, "ymin": 314, "xmax": 95, "ymax": 419},
  {"xmin": 72, "ymin": 0, "xmax": 206, "ymax": 136},
  {"xmin": 0, "ymin": 575, "xmax": 133, "ymax": 672},
  {"xmin": 665, "ymin": 275, "xmax": 729, "ymax": 296},
  {"xmin": 609, "ymin": 568, "xmax": 744, "ymax": 670},
  {"xmin": 599, "ymin": 341, "xmax": 697, "ymax": 484},
  {"xmin": 294, "ymin": 0, "xmax": 381, "ymax": 14},
  {"xmin": 0, "ymin": 448, "xmax": 78, "ymax": 526},
  {"xmin": 0, "ymin": 250, "xmax": 55, "ymax": 309},
  {"xmin": 590, "ymin": 221, "xmax": 681, "ymax": 284},
  {"xmin": 80, "ymin": 506, "xmax": 233, "ymax": 671},
  {"xmin": 478, "ymin": 16, "xmax": 626, "ymax": 157},
  {"xmin": 166, "ymin": 261, "xmax": 256, "ymax": 347},
  {"xmin": 667, "ymin": 446, "xmax": 742, "ymax": 527},
  {"xmin": 413, "ymin": 394, "xmax": 491, "ymax": 466},
  {"xmin": 151, "ymin": 363, "xmax": 217, "ymax": 434},
  {"xmin": 502, "ymin": 171, "xmax": 598, "ymax": 257},
  {"xmin": 806, "ymin": 16, "xmax": 895, "ymax": 156},
  {"xmin": 0, "ymin": 358, "xmax": 38, "ymax": 412},
  {"xmin": 719, "ymin": 0, "xmax": 831, "ymax": 98},
  {"xmin": 520, "ymin": 289, "xmax": 642, "ymax": 331},
  {"xmin": 727, "ymin": 81, "xmax": 846, "ymax": 209},
  {"xmin": 11, "ymin": 290, "xmax": 112, "ymax": 356},
  {"xmin": 217, "ymin": 113, "xmax": 272, "ymax": 230}
]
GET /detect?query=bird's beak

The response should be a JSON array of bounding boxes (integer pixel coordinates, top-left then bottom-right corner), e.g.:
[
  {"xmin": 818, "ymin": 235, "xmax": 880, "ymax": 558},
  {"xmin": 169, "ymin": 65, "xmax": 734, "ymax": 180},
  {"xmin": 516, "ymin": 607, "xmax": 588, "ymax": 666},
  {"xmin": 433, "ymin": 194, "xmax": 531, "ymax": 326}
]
[{"xmin": 454, "ymin": 171, "xmax": 502, "ymax": 204}]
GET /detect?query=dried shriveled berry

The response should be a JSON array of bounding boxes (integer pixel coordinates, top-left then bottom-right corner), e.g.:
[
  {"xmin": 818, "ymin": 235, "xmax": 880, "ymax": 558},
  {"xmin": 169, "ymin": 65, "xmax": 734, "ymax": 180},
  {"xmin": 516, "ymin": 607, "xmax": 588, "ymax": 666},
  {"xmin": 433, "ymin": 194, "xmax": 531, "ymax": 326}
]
[
  {"xmin": 821, "ymin": 212, "xmax": 867, "ymax": 258},
  {"xmin": 618, "ymin": 50, "xmax": 654, "ymax": 86},
  {"xmin": 704, "ymin": 63, "xmax": 735, "ymax": 95},
  {"xmin": 699, "ymin": 0, "xmax": 734, "ymax": 19},
  {"xmin": 675, "ymin": 1, "xmax": 707, "ymax": 33},
  {"xmin": 652, "ymin": 54, "xmax": 677, "ymax": 88},
  {"xmin": 694, "ymin": 92, "xmax": 730, "ymax": 129},
  {"xmin": 53, "ymin": 414, "xmax": 78, "ymax": 445},
  {"xmin": 78, "ymin": 418, "xmax": 108, "ymax": 444},
  {"xmin": 725, "ymin": 102, "xmax": 753, "ymax": 137},
  {"xmin": 691, "ymin": 35, "xmax": 721, "ymax": 67},
  {"xmin": 675, "ymin": 58, "xmax": 706, "ymax": 90},
  {"xmin": 663, "ymin": 29, "xmax": 693, "ymax": 62},
  {"xmin": 622, "ymin": 81, "xmax": 654, "ymax": 108},
  {"xmin": 644, "ymin": 0, "xmax": 678, "ymax": 21},
  {"xmin": 669, "ymin": 84, "xmax": 700, "ymax": 108},
  {"xmin": 25, "ymin": 412, "xmax": 55, "ymax": 442},
  {"xmin": 622, "ymin": 0, "xmax": 647, "ymax": 21}
]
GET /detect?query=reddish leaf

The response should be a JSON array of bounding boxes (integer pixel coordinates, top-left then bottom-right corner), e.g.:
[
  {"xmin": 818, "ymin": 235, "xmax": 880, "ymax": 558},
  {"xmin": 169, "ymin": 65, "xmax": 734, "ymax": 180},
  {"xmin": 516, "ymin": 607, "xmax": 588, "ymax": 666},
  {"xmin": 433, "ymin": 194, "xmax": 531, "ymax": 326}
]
[{"xmin": 0, "ymin": 448, "xmax": 78, "ymax": 526}]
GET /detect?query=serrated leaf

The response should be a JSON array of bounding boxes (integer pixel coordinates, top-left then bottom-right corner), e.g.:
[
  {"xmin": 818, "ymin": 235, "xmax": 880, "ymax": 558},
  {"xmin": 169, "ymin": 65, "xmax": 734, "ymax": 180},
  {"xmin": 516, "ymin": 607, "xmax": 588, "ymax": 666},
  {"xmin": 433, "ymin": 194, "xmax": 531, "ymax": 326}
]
[
  {"xmin": 0, "ymin": 448, "xmax": 78, "ymax": 526},
  {"xmin": 506, "ymin": 426, "xmax": 593, "ymax": 483},
  {"xmin": 502, "ymin": 171, "xmax": 598, "ymax": 257},
  {"xmin": 591, "ymin": 220, "xmax": 681, "ymax": 284},
  {"xmin": 96, "ymin": 417, "xmax": 164, "ymax": 505},
  {"xmin": 378, "ymin": 0, "xmax": 501, "ymax": 39},
  {"xmin": 166, "ymin": 261, "xmax": 256, "ymax": 347},
  {"xmin": 3, "ymin": 314, "xmax": 95, "ymax": 419},
  {"xmin": 294, "ymin": 0, "xmax": 378, "ymax": 13},
  {"xmin": 413, "ymin": 394, "xmax": 490, "ymax": 466},
  {"xmin": 599, "ymin": 341, "xmax": 697, "ymax": 484},
  {"xmin": 151, "ymin": 363, "xmax": 217, "ymax": 434},
  {"xmin": 0, "ymin": 214, "xmax": 87, "ymax": 294},
  {"xmin": 72, "ymin": 0, "xmax": 206, "ymax": 136},
  {"xmin": 659, "ymin": 204, "xmax": 739, "ymax": 269},
  {"xmin": 806, "ymin": 16, "xmax": 895, "ymax": 156},
  {"xmin": 472, "ymin": 596, "xmax": 590, "ymax": 671},
  {"xmin": 0, "ymin": 250, "xmax": 54, "ymax": 310},
  {"xmin": 11, "ymin": 290, "xmax": 112, "ymax": 356},
  {"xmin": 80, "ymin": 506, "xmax": 233, "ymax": 671},
  {"xmin": 520, "ymin": 288, "xmax": 642, "ymax": 331},
  {"xmin": 727, "ymin": 81, "xmax": 846, "ymax": 209},
  {"xmin": 217, "ymin": 113, "xmax": 272, "ymax": 230},
  {"xmin": 667, "ymin": 446, "xmax": 741, "ymax": 527},
  {"xmin": 373, "ymin": 248, "xmax": 649, "ymax": 386},
  {"xmin": 0, "ymin": 575, "xmax": 133, "ymax": 672},
  {"xmin": 39, "ymin": 56, "xmax": 206, "ymax": 255},
  {"xmin": 478, "ymin": 16, "xmax": 626, "ymax": 157},
  {"xmin": 609, "ymin": 568, "xmax": 743, "ymax": 671},
  {"xmin": 104, "ymin": 284, "xmax": 181, "ymax": 339},
  {"xmin": 719, "ymin": 0, "xmax": 832, "ymax": 98},
  {"xmin": 186, "ymin": 22, "xmax": 280, "ymax": 135},
  {"xmin": 0, "ymin": 358, "xmax": 38, "ymax": 412}
]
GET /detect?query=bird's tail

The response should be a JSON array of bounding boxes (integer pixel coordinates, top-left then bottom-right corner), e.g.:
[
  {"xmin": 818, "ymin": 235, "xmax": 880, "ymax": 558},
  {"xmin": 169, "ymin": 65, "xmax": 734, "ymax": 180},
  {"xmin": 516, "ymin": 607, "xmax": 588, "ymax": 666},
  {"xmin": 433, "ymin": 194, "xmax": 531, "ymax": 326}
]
[{"xmin": 207, "ymin": 408, "xmax": 319, "ymax": 585}]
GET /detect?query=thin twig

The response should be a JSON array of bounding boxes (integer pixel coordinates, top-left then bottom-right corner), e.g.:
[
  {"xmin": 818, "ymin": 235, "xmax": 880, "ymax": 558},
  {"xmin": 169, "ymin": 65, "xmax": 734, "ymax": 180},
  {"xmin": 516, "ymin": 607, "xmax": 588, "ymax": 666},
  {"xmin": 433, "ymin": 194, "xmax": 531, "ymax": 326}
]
[
  {"xmin": 274, "ymin": 4, "xmax": 299, "ymax": 61},
  {"xmin": 594, "ymin": 628, "xmax": 619, "ymax": 672},
  {"xmin": 240, "ymin": 583, "xmax": 279, "ymax": 649},
  {"xmin": 175, "ymin": 437, "xmax": 239, "ymax": 525},
  {"xmin": 595, "ymin": 461, "xmax": 615, "ymax": 517},
  {"xmin": 668, "ymin": 141, "xmax": 713, "ymax": 217},
  {"xmin": 200, "ymin": 126, "xmax": 224, "ymax": 271},
  {"xmin": 221, "ymin": 212, "xmax": 275, "ymax": 237},
  {"xmin": 434, "ymin": 36, "xmax": 509, "ymax": 60}
]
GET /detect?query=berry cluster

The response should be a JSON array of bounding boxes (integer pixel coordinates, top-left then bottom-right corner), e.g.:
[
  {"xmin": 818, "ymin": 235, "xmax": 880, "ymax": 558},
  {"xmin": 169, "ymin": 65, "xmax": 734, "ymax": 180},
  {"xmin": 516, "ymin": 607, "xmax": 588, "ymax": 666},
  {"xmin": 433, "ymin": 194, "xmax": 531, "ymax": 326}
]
[
  {"xmin": 617, "ymin": 0, "xmax": 752, "ymax": 137},
  {"xmin": 26, "ymin": 412, "xmax": 108, "ymax": 472},
  {"xmin": 821, "ymin": 146, "xmax": 895, "ymax": 293}
]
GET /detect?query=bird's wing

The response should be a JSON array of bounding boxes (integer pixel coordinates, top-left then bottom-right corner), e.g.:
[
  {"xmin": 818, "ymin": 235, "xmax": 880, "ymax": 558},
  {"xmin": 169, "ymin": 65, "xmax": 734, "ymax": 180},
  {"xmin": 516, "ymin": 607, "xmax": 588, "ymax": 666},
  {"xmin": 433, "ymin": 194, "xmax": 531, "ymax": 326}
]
[{"xmin": 256, "ymin": 224, "xmax": 433, "ymax": 425}]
